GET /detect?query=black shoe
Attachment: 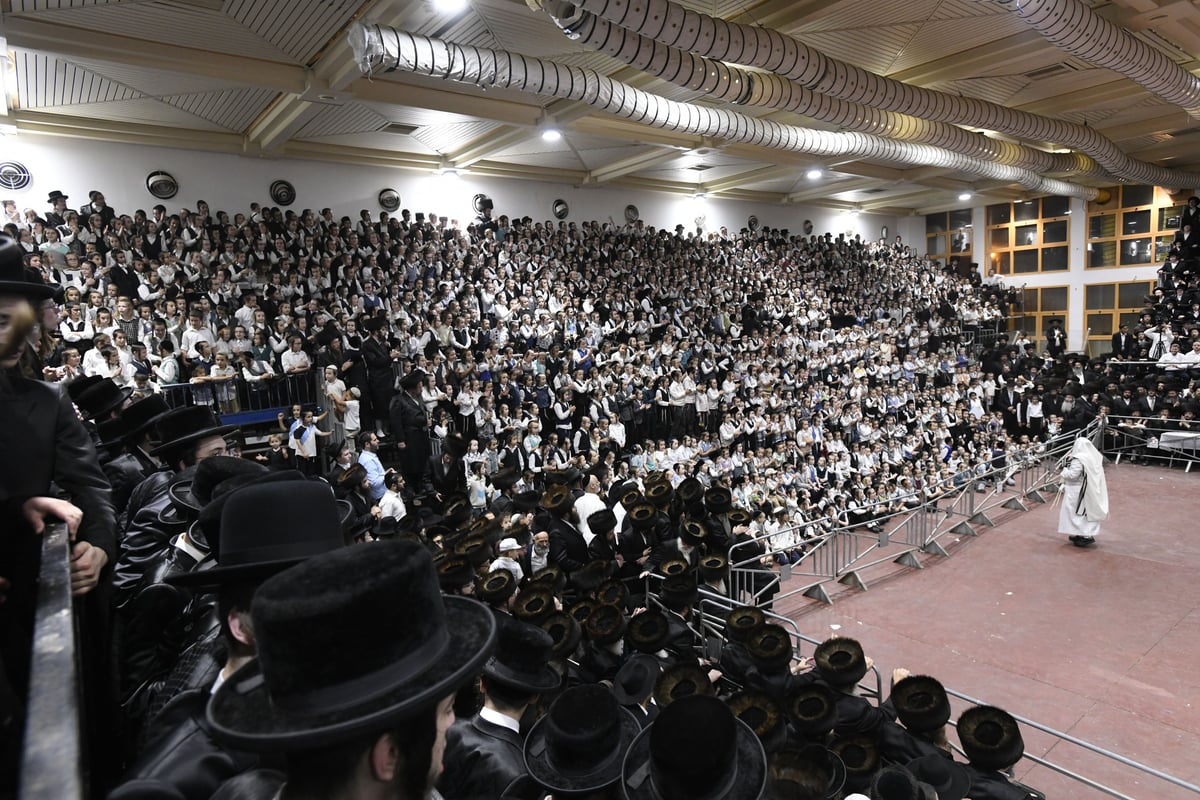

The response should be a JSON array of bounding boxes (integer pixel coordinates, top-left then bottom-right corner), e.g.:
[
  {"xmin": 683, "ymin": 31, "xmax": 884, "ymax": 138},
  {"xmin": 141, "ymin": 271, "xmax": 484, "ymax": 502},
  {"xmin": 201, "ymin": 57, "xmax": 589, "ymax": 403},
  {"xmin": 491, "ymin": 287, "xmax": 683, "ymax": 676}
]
[{"xmin": 1071, "ymin": 536, "xmax": 1096, "ymax": 547}]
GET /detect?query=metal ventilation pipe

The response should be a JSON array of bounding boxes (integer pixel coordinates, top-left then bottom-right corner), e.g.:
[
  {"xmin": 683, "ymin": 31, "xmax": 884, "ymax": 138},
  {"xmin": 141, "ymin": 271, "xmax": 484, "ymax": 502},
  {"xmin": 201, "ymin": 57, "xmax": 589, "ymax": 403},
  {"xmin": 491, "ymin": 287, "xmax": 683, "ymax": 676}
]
[
  {"xmin": 556, "ymin": 0, "xmax": 1200, "ymax": 189},
  {"xmin": 988, "ymin": 0, "xmax": 1200, "ymax": 119},
  {"xmin": 546, "ymin": 2, "xmax": 1108, "ymax": 181},
  {"xmin": 348, "ymin": 24, "xmax": 1098, "ymax": 199}
]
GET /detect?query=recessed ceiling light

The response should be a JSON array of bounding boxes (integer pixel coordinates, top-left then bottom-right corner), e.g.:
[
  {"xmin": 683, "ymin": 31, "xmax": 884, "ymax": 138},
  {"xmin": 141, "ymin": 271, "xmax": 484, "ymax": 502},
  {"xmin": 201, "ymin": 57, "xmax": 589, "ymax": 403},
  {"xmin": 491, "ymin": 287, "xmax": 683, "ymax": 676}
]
[
  {"xmin": 959, "ymin": 192, "xmax": 972, "ymax": 201},
  {"xmin": 541, "ymin": 127, "xmax": 562, "ymax": 143},
  {"xmin": 806, "ymin": 168, "xmax": 822, "ymax": 180},
  {"xmin": 433, "ymin": 0, "xmax": 468, "ymax": 13}
]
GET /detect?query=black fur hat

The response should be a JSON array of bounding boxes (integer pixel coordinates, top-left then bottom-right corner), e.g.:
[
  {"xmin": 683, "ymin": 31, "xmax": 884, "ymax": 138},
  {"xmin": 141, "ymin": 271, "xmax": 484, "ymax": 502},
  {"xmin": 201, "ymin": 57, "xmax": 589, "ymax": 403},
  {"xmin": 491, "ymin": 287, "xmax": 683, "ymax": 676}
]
[
  {"xmin": 891, "ymin": 674, "xmax": 952, "ymax": 734},
  {"xmin": 813, "ymin": 637, "xmax": 868, "ymax": 689},
  {"xmin": 957, "ymin": 705, "xmax": 1025, "ymax": 771},
  {"xmin": 207, "ymin": 539, "xmax": 497, "ymax": 750}
]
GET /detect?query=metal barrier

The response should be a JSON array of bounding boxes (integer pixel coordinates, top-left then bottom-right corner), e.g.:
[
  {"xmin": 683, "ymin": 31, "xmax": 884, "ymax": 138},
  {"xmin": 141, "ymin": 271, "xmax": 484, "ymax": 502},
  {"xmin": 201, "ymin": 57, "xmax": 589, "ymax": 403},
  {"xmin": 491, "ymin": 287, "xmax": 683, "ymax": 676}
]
[
  {"xmin": 1100, "ymin": 412, "xmax": 1200, "ymax": 472},
  {"xmin": 726, "ymin": 422, "xmax": 1093, "ymax": 609},
  {"xmin": 159, "ymin": 372, "xmax": 320, "ymax": 426},
  {"xmin": 19, "ymin": 523, "xmax": 83, "ymax": 800}
]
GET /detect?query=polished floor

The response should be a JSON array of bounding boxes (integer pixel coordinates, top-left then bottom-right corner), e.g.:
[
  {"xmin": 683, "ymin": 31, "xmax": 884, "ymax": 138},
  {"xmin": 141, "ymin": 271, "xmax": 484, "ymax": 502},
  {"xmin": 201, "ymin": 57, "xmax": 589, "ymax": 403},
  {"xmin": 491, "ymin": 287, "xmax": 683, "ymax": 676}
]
[{"xmin": 776, "ymin": 461, "xmax": 1200, "ymax": 800}]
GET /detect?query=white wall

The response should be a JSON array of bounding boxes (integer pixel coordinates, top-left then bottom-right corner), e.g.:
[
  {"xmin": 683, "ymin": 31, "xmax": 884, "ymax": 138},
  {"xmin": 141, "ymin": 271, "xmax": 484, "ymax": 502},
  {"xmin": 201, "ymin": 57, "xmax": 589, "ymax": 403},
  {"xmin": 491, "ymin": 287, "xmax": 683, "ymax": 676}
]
[{"xmin": 3, "ymin": 136, "xmax": 896, "ymax": 243}]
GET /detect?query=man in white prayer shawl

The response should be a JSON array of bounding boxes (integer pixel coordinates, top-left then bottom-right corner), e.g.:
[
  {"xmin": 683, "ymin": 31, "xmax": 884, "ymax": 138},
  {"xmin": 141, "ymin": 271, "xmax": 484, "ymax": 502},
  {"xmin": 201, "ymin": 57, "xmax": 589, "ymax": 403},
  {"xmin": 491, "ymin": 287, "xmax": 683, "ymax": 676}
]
[{"xmin": 1058, "ymin": 437, "xmax": 1108, "ymax": 547}]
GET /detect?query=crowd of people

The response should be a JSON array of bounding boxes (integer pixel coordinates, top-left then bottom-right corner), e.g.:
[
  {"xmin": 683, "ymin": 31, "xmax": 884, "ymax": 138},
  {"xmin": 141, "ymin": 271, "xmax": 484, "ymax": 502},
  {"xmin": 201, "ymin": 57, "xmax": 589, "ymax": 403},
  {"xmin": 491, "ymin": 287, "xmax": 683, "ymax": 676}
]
[{"xmin": 2, "ymin": 182, "xmax": 1195, "ymax": 800}]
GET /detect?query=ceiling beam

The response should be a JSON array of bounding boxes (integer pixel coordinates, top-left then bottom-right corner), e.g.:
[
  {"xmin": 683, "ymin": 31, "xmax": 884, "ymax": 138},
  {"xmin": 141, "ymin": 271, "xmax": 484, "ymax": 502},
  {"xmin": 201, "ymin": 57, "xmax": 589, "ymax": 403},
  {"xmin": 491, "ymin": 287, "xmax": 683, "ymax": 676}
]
[
  {"xmin": 353, "ymin": 78, "xmax": 543, "ymax": 127},
  {"xmin": 703, "ymin": 165, "xmax": 795, "ymax": 194},
  {"xmin": 786, "ymin": 177, "xmax": 879, "ymax": 203},
  {"xmin": 886, "ymin": 30, "xmax": 1048, "ymax": 85},
  {"xmin": 587, "ymin": 147, "xmax": 681, "ymax": 183},
  {"xmin": 2, "ymin": 16, "xmax": 306, "ymax": 92}
]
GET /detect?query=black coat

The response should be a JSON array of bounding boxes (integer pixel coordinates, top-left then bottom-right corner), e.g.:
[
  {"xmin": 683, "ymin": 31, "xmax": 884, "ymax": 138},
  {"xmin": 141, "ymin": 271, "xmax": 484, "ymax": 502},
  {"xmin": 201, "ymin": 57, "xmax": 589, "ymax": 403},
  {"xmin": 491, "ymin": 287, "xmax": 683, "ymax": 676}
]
[
  {"xmin": 548, "ymin": 517, "xmax": 589, "ymax": 573},
  {"xmin": 964, "ymin": 767, "xmax": 1046, "ymax": 800},
  {"xmin": 114, "ymin": 468, "xmax": 191, "ymax": 610},
  {"xmin": 389, "ymin": 391, "xmax": 432, "ymax": 469},
  {"xmin": 110, "ymin": 685, "xmax": 257, "ymax": 800},
  {"xmin": 439, "ymin": 714, "xmax": 528, "ymax": 800}
]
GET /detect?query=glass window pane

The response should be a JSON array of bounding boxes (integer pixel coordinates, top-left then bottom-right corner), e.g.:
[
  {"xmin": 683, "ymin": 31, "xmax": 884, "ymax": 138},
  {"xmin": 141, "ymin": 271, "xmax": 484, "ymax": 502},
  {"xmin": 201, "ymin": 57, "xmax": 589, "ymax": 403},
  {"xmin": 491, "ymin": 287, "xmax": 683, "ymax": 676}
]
[
  {"xmin": 989, "ymin": 228, "xmax": 1009, "ymax": 248},
  {"xmin": 1087, "ymin": 313, "xmax": 1113, "ymax": 336},
  {"xmin": 1014, "ymin": 200, "xmax": 1039, "ymax": 222},
  {"xmin": 1016, "ymin": 224, "xmax": 1038, "ymax": 246},
  {"xmin": 1119, "ymin": 237, "xmax": 1153, "ymax": 265},
  {"xmin": 948, "ymin": 208, "xmax": 972, "ymax": 230},
  {"xmin": 1123, "ymin": 209, "xmax": 1151, "ymax": 235},
  {"xmin": 1013, "ymin": 250, "xmax": 1039, "ymax": 273},
  {"xmin": 1042, "ymin": 196, "xmax": 1070, "ymax": 218},
  {"xmin": 1119, "ymin": 282, "xmax": 1151, "ymax": 308},
  {"xmin": 950, "ymin": 230, "xmax": 970, "ymax": 253},
  {"xmin": 1023, "ymin": 287, "xmax": 1038, "ymax": 310},
  {"xmin": 927, "ymin": 235, "xmax": 945, "ymax": 256},
  {"xmin": 1159, "ymin": 206, "xmax": 1183, "ymax": 230},
  {"xmin": 1043, "ymin": 220, "xmax": 1068, "ymax": 244},
  {"xmin": 1086, "ymin": 284, "xmax": 1115, "ymax": 309},
  {"xmin": 1118, "ymin": 312, "xmax": 1143, "ymax": 330},
  {"xmin": 1089, "ymin": 214, "xmax": 1115, "ymax": 239},
  {"xmin": 987, "ymin": 203, "xmax": 1011, "ymax": 226},
  {"xmin": 925, "ymin": 213, "xmax": 948, "ymax": 234},
  {"xmin": 1087, "ymin": 240, "xmax": 1116, "ymax": 268},
  {"xmin": 1041, "ymin": 287, "xmax": 1068, "ymax": 311},
  {"xmin": 993, "ymin": 252, "xmax": 1011, "ymax": 274},
  {"xmin": 1122, "ymin": 185, "xmax": 1154, "ymax": 207},
  {"xmin": 1042, "ymin": 246, "xmax": 1068, "ymax": 271},
  {"xmin": 1155, "ymin": 236, "xmax": 1174, "ymax": 260}
]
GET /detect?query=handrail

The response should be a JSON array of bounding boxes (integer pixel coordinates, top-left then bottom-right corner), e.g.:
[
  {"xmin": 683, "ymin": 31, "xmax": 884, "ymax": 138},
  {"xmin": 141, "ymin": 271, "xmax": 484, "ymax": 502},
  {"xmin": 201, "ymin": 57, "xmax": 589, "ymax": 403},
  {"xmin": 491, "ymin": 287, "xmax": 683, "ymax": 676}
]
[{"xmin": 19, "ymin": 522, "xmax": 84, "ymax": 800}]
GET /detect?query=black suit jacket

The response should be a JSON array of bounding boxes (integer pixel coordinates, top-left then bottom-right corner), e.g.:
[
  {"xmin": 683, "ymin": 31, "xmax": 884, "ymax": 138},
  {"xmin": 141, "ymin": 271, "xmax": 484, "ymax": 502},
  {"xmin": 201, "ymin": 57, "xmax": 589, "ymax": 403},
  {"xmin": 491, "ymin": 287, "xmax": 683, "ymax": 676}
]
[
  {"xmin": 440, "ymin": 714, "xmax": 528, "ymax": 800},
  {"xmin": 1110, "ymin": 331, "xmax": 1136, "ymax": 357},
  {"xmin": 548, "ymin": 517, "xmax": 589, "ymax": 573},
  {"xmin": 964, "ymin": 767, "xmax": 1045, "ymax": 800}
]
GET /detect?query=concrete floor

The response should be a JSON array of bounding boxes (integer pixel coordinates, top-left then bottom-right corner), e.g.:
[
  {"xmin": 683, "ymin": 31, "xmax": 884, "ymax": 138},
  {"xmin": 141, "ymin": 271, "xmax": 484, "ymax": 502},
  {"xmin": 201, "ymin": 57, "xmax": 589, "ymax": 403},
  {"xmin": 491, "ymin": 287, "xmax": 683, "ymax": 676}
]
[{"xmin": 774, "ymin": 461, "xmax": 1200, "ymax": 800}]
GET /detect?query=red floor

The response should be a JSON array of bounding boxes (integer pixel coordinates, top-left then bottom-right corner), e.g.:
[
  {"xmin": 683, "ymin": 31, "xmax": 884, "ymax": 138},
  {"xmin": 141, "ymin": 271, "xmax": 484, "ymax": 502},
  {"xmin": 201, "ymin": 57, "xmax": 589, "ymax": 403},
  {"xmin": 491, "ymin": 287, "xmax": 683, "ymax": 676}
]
[{"xmin": 775, "ymin": 461, "xmax": 1200, "ymax": 800}]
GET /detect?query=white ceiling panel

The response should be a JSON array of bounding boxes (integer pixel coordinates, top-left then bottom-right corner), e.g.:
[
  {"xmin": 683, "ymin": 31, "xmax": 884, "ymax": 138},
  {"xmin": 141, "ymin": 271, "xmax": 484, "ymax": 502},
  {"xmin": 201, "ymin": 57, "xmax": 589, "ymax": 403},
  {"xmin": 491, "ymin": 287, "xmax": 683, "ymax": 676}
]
[
  {"xmin": 13, "ymin": 51, "xmax": 143, "ymax": 108},
  {"xmin": 66, "ymin": 56, "xmax": 254, "ymax": 96},
  {"xmin": 293, "ymin": 131, "xmax": 441, "ymax": 156},
  {"xmin": 225, "ymin": 0, "xmax": 363, "ymax": 64},
  {"xmin": 411, "ymin": 121, "xmax": 507, "ymax": 154},
  {"xmin": 160, "ymin": 87, "xmax": 277, "ymax": 132},
  {"xmin": 294, "ymin": 102, "xmax": 391, "ymax": 139},
  {"xmin": 35, "ymin": 97, "xmax": 228, "ymax": 130}
]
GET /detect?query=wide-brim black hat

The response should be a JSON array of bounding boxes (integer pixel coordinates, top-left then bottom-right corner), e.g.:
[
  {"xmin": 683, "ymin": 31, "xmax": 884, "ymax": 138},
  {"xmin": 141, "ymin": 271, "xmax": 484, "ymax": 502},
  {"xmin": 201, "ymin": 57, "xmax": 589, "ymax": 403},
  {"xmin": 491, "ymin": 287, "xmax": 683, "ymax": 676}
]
[
  {"xmin": 813, "ymin": 637, "xmax": 868, "ymax": 688},
  {"xmin": 957, "ymin": 705, "xmax": 1024, "ymax": 771},
  {"xmin": 208, "ymin": 539, "xmax": 497, "ymax": 751},
  {"xmin": 769, "ymin": 744, "xmax": 846, "ymax": 800},
  {"xmin": 150, "ymin": 405, "xmax": 238, "ymax": 458},
  {"xmin": 483, "ymin": 620, "xmax": 561, "ymax": 694},
  {"xmin": 626, "ymin": 609, "xmax": 670, "ymax": 654},
  {"xmin": 622, "ymin": 695, "xmax": 766, "ymax": 800},
  {"xmin": 168, "ymin": 480, "xmax": 344, "ymax": 588},
  {"xmin": 891, "ymin": 674, "xmax": 951, "ymax": 734},
  {"xmin": 540, "ymin": 484, "xmax": 572, "ymax": 514},
  {"xmin": 829, "ymin": 734, "xmax": 881, "ymax": 792},
  {"xmin": 167, "ymin": 455, "xmax": 270, "ymax": 514},
  {"xmin": 906, "ymin": 754, "xmax": 970, "ymax": 800},
  {"xmin": 596, "ymin": 578, "xmax": 628, "ymax": 609},
  {"xmin": 75, "ymin": 379, "xmax": 133, "ymax": 419},
  {"xmin": 539, "ymin": 611, "xmax": 582, "ymax": 660},
  {"xmin": 478, "ymin": 568, "xmax": 518, "ymax": 605},
  {"xmin": 117, "ymin": 394, "xmax": 171, "ymax": 439},
  {"xmin": 0, "ymin": 234, "xmax": 55, "ymax": 300},
  {"xmin": 490, "ymin": 467, "xmax": 520, "ymax": 491},
  {"xmin": 785, "ymin": 684, "xmax": 839, "ymax": 740},
  {"xmin": 512, "ymin": 490, "xmax": 541, "ymax": 512},
  {"xmin": 705, "ymin": 486, "xmax": 733, "ymax": 514},
  {"xmin": 676, "ymin": 477, "xmax": 704, "ymax": 506},
  {"xmin": 530, "ymin": 564, "xmax": 566, "ymax": 595},
  {"xmin": 645, "ymin": 480, "xmax": 673, "ymax": 509},
  {"xmin": 612, "ymin": 654, "xmax": 660, "ymax": 706},
  {"xmin": 525, "ymin": 685, "xmax": 641, "ymax": 794},
  {"xmin": 442, "ymin": 432, "xmax": 468, "ymax": 459},
  {"xmin": 398, "ymin": 368, "xmax": 424, "ymax": 390}
]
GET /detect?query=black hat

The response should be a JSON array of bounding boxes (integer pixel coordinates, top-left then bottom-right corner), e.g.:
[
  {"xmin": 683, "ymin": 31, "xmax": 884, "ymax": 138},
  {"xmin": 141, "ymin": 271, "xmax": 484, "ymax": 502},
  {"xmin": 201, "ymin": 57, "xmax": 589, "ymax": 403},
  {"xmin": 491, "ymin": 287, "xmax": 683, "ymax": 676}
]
[
  {"xmin": 524, "ymin": 685, "xmax": 640, "ymax": 795},
  {"xmin": 117, "ymin": 394, "xmax": 171, "ymax": 439},
  {"xmin": 567, "ymin": 597, "xmax": 599, "ymax": 627},
  {"xmin": 957, "ymin": 705, "xmax": 1025, "ymax": 771},
  {"xmin": 207, "ymin": 539, "xmax": 497, "ymax": 751},
  {"xmin": 891, "ymin": 674, "xmax": 952, "ymax": 733},
  {"xmin": 768, "ymin": 743, "xmax": 846, "ymax": 800},
  {"xmin": 490, "ymin": 467, "xmax": 520, "ymax": 490},
  {"xmin": 95, "ymin": 417, "xmax": 131, "ymax": 449},
  {"xmin": 540, "ymin": 484, "xmax": 572, "ymax": 514},
  {"xmin": 47, "ymin": 190, "xmax": 69, "ymax": 203},
  {"xmin": 75, "ymin": 379, "xmax": 133, "ymax": 420},
  {"xmin": 652, "ymin": 662, "xmax": 713, "ymax": 708},
  {"xmin": 66, "ymin": 374, "xmax": 104, "ymax": 402},
  {"xmin": 829, "ymin": 734, "xmax": 881, "ymax": 792},
  {"xmin": 512, "ymin": 490, "xmax": 541, "ymax": 512},
  {"xmin": 626, "ymin": 609, "xmax": 669, "ymax": 654},
  {"xmin": 363, "ymin": 316, "xmax": 388, "ymax": 333},
  {"xmin": 0, "ymin": 235, "xmax": 55, "ymax": 300},
  {"xmin": 587, "ymin": 507, "xmax": 617, "ymax": 536},
  {"xmin": 436, "ymin": 556, "xmax": 475, "ymax": 593},
  {"xmin": 483, "ymin": 620, "xmax": 561, "ymax": 694},
  {"xmin": 168, "ymin": 455, "xmax": 269, "ymax": 514},
  {"xmin": 512, "ymin": 586, "xmax": 556, "ymax": 624},
  {"xmin": 726, "ymin": 690, "xmax": 787, "ymax": 754},
  {"xmin": 621, "ymin": 695, "xmax": 766, "ymax": 800},
  {"xmin": 747, "ymin": 623, "xmax": 793, "ymax": 672},
  {"xmin": 906, "ymin": 754, "xmax": 970, "ymax": 800},
  {"xmin": 529, "ymin": 564, "xmax": 566, "ymax": 595},
  {"xmin": 871, "ymin": 766, "xmax": 924, "ymax": 800},
  {"xmin": 813, "ymin": 637, "xmax": 868, "ymax": 688},
  {"xmin": 477, "ymin": 568, "xmax": 518, "ymax": 606},
  {"xmin": 571, "ymin": 559, "xmax": 614, "ymax": 594},
  {"xmin": 150, "ymin": 405, "xmax": 238, "ymax": 459},
  {"xmin": 454, "ymin": 533, "xmax": 491, "ymax": 568},
  {"xmin": 612, "ymin": 654, "xmax": 660, "ymax": 706},
  {"xmin": 725, "ymin": 606, "xmax": 765, "ymax": 643},
  {"xmin": 699, "ymin": 553, "xmax": 729, "ymax": 582},
  {"xmin": 645, "ymin": 480, "xmax": 673, "ymax": 509},
  {"xmin": 705, "ymin": 486, "xmax": 733, "ymax": 514},
  {"xmin": 628, "ymin": 501, "xmax": 657, "ymax": 530},
  {"xmin": 676, "ymin": 477, "xmax": 704, "ymax": 505},
  {"xmin": 658, "ymin": 573, "xmax": 698, "ymax": 612},
  {"xmin": 680, "ymin": 520, "xmax": 707, "ymax": 547},
  {"xmin": 658, "ymin": 558, "xmax": 690, "ymax": 578},
  {"xmin": 595, "ymin": 578, "xmax": 628, "ymax": 608},
  {"xmin": 785, "ymin": 684, "xmax": 839, "ymax": 740},
  {"xmin": 584, "ymin": 603, "xmax": 626, "ymax": 645},
  {"xmin": 398, "ymin": 368, "xmax": 424, "ymax": 390},
  {"xmin": 539, "ymin": 611, "xmax": 582, "ymax": 659},
  {"xmin": 192, "ymin": 470, "xmax": 309, "ymax": 555},
  {"xmin": 442, "ymin": 432, "xmax": 467, "ymax": 459},
  {"xmin": 168, "ymin": 480, "xmax": 344, "ymax": 588},
  {"xmin": 727, "ymin": 508, "xmax": 752, "ymax": 527}
]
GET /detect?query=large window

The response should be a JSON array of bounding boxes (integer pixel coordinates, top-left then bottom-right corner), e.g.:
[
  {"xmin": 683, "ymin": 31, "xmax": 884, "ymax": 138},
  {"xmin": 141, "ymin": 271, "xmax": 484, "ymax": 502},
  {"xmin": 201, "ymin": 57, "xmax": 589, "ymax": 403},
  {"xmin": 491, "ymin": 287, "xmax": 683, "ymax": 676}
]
[
  {"xmin": 925, "ymin": 208, "xmax": 972, "ymax": 261},
  {"xmin": 1086, "ymin": 185, "xmax": 1182, "ymax": 268},
  {"xmin": 1084, "ymin": 280, "xmax": 1156, "ymax": 353},
  {"xmin": 988, "ymin": 197, "xmax": 1070, "ymax": 275},
  {"xmin": 1012, "ymin": 285, "xmax": 1069, "ymax": 348}
]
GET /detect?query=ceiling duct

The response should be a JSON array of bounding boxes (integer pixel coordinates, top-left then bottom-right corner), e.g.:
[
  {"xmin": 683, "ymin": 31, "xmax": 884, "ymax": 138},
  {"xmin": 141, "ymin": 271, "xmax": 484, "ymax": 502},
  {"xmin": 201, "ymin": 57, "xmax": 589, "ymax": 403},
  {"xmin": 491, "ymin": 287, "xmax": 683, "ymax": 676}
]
[{"xmin": 348, "ymin": 24, "xmax": 1098, "ymax": 199}]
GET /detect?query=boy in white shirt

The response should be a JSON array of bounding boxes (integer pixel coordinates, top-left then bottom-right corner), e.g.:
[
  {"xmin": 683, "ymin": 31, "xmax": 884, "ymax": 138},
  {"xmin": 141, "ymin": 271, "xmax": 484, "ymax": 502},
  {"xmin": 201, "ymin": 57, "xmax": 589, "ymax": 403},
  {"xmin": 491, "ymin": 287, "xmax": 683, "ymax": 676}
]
[{"xmin": 343, "ymin": 386, "xmax": 362, "ymax": 453}]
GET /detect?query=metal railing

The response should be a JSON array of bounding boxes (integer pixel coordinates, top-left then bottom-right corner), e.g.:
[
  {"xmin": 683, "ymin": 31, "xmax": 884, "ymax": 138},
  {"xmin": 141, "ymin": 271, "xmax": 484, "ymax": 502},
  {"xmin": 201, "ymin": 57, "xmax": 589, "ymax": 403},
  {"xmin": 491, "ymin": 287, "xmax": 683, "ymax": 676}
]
[
  {"xmin": 159, "ymin": 371, "xmax": 321, "ymax": 423},
  {"xmin": 19, "ymin": 523, "xmax": 83, "ymax": 800},
  {"xmin": 1099, "ymin": 412, "xmax": 1200, "ymax": 471}
]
